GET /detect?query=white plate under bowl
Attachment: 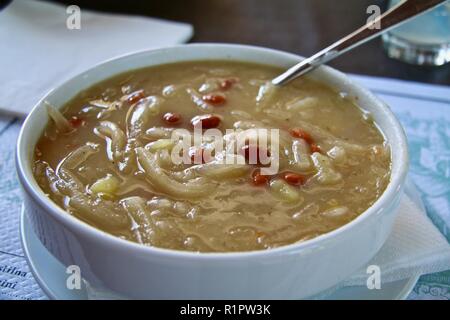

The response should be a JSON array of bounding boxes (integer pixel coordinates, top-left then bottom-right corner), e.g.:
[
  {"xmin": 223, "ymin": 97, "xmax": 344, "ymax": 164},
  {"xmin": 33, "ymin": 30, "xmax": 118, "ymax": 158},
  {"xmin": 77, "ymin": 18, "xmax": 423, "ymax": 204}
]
[{"xmin": 20, "ymin": 181, "xmax": 422, "ymax": 300}]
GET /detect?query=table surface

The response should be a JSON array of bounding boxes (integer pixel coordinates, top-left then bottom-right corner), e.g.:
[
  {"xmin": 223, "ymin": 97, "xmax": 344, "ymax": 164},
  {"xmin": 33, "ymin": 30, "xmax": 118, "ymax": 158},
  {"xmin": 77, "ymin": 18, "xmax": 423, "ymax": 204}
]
[{"xmin": 38, "ymin": 0, "xmax": 450, "ymax": 86}]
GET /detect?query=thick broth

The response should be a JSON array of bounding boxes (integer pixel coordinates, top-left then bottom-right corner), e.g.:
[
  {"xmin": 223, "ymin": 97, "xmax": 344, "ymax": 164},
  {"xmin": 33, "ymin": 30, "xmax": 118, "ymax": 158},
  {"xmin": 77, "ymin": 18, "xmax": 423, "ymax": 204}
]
[{"xmin": 33, "ymin": 61, "xmax": 391, "ymax": 252}]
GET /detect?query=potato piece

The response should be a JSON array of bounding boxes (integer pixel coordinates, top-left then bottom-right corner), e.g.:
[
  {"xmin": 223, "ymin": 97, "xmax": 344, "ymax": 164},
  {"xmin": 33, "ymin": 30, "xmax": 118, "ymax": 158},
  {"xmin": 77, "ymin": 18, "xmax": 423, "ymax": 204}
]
[
  {"xmin": 146, "ymin": 139, "xmax": 175, "ymax": 152},
  {"xmin": 327, "ymin": 146, "xmax": 346, "ymax": 164},
  {"xmin": 311, "ymin": 152, "xmax": 342, "ymax": 184},
  {"xmin": 270, "ymin": 179, "xmax": 302, "ymax": 203},
  {"xmin": 90, "ymin": 174, "xmax": 120, "ymax": 196}
]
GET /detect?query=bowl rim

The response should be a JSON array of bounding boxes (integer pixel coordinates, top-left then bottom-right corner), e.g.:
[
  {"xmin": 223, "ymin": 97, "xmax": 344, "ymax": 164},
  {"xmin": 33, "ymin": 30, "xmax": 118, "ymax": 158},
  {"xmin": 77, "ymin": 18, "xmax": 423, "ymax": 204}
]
[{"xmin": 16, "ymin": 43, "xmax": 409, "ymax": 260}]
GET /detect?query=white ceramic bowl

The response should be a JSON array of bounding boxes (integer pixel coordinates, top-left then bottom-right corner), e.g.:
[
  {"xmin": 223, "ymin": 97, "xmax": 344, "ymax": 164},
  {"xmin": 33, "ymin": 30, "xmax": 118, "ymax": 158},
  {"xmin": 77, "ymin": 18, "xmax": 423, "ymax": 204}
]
[{"xmin": 16, "ymin": 44, "xmax": 408, "ymax": 299}]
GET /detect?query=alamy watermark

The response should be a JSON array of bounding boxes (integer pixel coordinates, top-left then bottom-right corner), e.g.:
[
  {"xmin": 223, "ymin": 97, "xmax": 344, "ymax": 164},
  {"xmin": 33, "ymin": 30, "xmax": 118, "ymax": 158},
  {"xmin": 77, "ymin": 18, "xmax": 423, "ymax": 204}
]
[
  {"xmin": 66, "ymin": 5, "xmax": 81, "ymax": 30},
  {"xmin": 66, "ymin": 265, "xmax": 81, "ymax": 290},
  {"xmin": 65, "ymin": 264, "xmax": 382, "ymax": 291},
  {"xmin": 366, "ymin": 265, "xmax": 381, "ymax": 290},
  {"xmin": 366, "ymin": 5, "xmax": 382, "ymax": 30},
  {"xmin": 162, "ymin": 127, "xmax": 280, "ymax": 175}
]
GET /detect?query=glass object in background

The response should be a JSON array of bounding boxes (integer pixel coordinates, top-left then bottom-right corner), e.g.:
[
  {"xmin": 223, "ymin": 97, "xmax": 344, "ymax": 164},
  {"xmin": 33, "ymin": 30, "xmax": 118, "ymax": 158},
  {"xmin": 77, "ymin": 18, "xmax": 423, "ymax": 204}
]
[{"xmin": 382, "ymin": 0, "xmax": 450, "ymax": 66}]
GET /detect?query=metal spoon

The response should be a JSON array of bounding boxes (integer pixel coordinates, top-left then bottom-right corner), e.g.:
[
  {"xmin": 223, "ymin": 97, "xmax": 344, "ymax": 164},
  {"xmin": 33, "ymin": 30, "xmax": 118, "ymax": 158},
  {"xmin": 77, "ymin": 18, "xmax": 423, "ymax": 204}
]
[{"xmin": 272, "ymin": 0, "xmax": 448, "ymax": 85}]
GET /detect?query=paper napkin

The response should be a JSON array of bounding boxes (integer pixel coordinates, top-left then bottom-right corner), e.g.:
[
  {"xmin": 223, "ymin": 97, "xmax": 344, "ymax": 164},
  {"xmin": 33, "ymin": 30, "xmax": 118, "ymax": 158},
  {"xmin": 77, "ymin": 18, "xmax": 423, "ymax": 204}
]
[{"xmin": 0, "ymin": 0, "xmax": 193, "ymax": 116}]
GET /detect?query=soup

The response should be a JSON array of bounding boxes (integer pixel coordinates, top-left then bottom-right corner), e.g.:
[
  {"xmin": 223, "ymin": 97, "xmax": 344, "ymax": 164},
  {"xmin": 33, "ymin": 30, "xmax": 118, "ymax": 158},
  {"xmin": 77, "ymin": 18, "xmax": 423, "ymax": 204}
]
[{"xmin": 33, "ymin": 61, "xmax": 391, "ymax": 252}]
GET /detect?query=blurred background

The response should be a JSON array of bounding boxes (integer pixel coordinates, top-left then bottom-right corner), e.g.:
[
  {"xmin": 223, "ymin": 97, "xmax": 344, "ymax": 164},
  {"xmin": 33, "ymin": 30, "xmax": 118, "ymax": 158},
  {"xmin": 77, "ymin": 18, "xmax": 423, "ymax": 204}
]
[{"xmin": 2, "ymin": 0, "xmax": 448, "ymax": 85}]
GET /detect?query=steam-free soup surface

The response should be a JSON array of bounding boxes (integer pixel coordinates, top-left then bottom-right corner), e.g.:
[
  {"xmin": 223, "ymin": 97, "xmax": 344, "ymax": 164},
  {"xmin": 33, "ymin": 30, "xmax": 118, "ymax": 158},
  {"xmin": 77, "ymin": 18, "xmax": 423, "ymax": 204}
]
[{"xmin": 33, "ymin": 61, "xmax": 390, "ymax": 252}]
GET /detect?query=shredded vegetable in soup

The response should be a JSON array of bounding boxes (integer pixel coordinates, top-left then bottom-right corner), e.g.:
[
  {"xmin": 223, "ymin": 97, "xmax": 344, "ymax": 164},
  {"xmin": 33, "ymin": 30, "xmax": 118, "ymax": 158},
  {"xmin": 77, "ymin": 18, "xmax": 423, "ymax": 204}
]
[{"xmin": 33, "ymin": 61, "xmax": 391, "ymax": 252}]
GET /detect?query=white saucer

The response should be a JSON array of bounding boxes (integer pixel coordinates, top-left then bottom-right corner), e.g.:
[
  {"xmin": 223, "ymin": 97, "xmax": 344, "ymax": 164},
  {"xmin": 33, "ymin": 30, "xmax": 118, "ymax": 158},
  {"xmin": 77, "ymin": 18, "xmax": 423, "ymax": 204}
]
[{"xmin": 20, "ymin": 179, "xmax": 423, "ymax": 300}]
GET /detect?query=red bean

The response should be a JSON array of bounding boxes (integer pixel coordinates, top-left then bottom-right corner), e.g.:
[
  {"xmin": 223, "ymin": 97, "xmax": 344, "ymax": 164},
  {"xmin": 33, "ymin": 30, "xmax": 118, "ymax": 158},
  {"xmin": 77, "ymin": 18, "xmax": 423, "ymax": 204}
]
[
  {"xmin": 289, "ymin": 128, "xmax": 314, "ymax": 144},
  {"xmin": 283, "ymin": 172, "xmax": 305, "ymax": 186},
  {"xmin": 162, "ymin": 112, "xmax": 181, "ymax": 124},
  {"xmin": 69, "ymin": 116, "xmax": 84, "ymax": 128},
  {"xmin": 220, "ymin": 78, "xmax": 237, "ymax": 90},
  {"xmin": 191, "ymin": 114, "xmax": 221, "ymax": 129},
  {"xmin": 127, "ymin": 90, "xmax": 145, "ymax": 104},
  {"xmin": 202, "ymin": 94, "xmax": 226, "ymax": 105},
  {"xmin": 310, "ymin": 143, "xmax": 321, "ymax": 153},
  {"xmin": 252, "ymin": 169, "xmax": 270, "ymax": 186}
]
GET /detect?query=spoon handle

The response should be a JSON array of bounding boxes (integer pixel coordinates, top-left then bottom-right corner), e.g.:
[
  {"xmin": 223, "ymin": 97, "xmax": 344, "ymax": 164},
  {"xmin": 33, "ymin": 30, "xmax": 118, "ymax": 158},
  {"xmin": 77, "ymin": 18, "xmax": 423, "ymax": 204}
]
[{"xmin": 272, "ymin": 0, "xmax": 448, "ymax": 85}]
